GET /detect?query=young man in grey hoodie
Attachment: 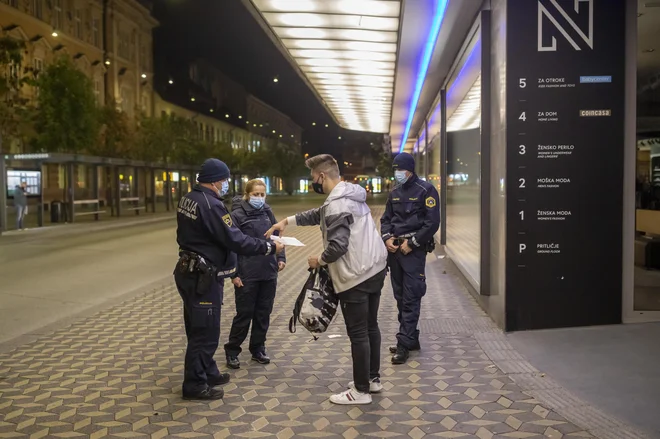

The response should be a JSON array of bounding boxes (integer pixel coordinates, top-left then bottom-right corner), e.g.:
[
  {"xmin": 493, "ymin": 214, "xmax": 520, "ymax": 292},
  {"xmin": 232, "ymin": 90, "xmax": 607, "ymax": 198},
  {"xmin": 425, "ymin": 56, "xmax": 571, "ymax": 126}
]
[{"xmin": 266, "ymin": 154, "xmax": 388, "ymax": 405}]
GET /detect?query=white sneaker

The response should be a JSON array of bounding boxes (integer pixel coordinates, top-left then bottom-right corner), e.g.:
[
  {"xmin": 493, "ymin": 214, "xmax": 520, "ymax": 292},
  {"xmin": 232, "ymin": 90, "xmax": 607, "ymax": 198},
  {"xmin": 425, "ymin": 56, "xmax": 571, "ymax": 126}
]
[
  {"xmin": 348, "ymin": 377, "xmax": 383, "ymax": 394},
  {"xmin": 329, "ymin": 389, "xmax": 372, "ymax": 405}
]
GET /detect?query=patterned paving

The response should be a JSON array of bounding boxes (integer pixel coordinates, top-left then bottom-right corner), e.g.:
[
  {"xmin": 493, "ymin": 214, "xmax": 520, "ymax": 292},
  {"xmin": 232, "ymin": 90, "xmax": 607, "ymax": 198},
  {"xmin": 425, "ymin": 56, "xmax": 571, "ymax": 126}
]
[{"xmin": 0, "ymin": 206, "xmax": 597, "ymax": 438}]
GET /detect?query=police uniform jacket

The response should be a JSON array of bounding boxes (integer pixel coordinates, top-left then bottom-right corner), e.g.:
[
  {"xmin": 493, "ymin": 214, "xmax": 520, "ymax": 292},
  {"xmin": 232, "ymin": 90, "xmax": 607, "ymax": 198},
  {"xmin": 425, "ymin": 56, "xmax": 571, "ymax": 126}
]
[
  {"xmin": 176, "ymin": 185, "xmax": 275, "ymax": 277},
  {"xmin": 380, "ymin": 174, "xmax": 440, "ymax": 248},
  {"xmin": 230, "ymin": 196, "xmax": 286, "ymax": 282}
]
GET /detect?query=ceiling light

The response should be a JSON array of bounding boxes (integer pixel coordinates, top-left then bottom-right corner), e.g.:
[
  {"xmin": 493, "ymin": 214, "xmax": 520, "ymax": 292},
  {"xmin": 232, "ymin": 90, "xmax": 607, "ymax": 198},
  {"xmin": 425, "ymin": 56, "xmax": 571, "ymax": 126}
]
[
  {"xmin": 52, "ymin": 31, "xmax": 58, "ymax": 37},
  {"xmin": 249, "ymin": 0, "xmax": 402, "ymax": 133},
  {"xmin": 141, "ymin": 73, "xmax": 147, "ymax": 79},
  {"xmin": 168, "ymin": 79, "xmax": 174, "ymax": 84},
  {"xmin": 643, "ymin": 48, "xmax": 656, "ymax": 53}
]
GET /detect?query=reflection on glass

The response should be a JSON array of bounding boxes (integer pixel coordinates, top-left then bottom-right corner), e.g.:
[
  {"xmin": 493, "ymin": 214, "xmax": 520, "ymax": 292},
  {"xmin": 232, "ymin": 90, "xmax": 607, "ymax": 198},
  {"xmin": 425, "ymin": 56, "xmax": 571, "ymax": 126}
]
[
  {"xmin": 446, "ymin": 128, "xmax": 481, "ymax": 286},
  {"xmin": 634, "ymin": 140, "xmax": 660, "ymax": 311}
]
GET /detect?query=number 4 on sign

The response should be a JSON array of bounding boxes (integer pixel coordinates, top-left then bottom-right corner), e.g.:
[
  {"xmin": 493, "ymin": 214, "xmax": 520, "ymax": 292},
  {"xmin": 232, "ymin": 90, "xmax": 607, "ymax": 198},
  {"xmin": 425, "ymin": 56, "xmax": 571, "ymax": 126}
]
[{"xmin": 519, "ymin": 111, "xmax": 526, "ymax": 121}]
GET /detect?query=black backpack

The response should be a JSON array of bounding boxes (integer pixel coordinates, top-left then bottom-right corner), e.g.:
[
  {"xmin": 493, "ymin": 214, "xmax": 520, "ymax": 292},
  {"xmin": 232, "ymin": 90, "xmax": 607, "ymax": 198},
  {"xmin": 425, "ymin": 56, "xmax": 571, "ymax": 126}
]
[{"xmin": 289, "ymin": 267, "xmax": 338, "ymax": 340}]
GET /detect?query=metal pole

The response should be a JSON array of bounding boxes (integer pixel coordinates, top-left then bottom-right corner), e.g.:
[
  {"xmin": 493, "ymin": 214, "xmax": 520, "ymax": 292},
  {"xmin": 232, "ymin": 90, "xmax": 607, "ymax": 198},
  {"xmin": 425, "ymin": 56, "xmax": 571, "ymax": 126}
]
[
  {"xmin": 38, "ymin": 161, "xmax": 44, "ymax": 227},
  {"xmin": 440, "ymin": 89, "xmax": 447, "ymax": 246},
  {"xmin": 165, "ymin": 169, "xmax": 171, "ymax": 211},
  {"xmin": 0, "ymin": 146, "xmax": 7, "ymax": 235}
]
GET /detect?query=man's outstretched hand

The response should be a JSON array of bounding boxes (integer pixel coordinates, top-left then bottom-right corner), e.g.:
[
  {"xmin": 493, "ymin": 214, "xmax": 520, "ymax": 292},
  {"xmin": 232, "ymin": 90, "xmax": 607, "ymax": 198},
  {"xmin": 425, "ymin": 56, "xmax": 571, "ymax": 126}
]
[{"xmin": 265, "ymin": 218, "xmax": 288, "ymax": 238}]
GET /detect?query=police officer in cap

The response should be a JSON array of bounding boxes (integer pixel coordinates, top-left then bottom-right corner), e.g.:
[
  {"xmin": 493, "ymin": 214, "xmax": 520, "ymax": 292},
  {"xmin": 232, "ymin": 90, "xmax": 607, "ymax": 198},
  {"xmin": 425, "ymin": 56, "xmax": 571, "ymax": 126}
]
[
  {"xmin": 380, "ymin": 152, "xmax": 440, "ymax": 365},
  {"xmin": 174, "ymin": 158, "xmax": 284, "ymax": 400}
]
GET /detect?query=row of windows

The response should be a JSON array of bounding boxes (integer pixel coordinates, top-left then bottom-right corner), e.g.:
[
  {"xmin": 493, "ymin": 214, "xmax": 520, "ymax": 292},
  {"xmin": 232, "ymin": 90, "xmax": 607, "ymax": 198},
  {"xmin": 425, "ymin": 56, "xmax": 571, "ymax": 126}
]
[{"xmin": 2, "ymin": 0, "xmax": 151, "ymax": 72}]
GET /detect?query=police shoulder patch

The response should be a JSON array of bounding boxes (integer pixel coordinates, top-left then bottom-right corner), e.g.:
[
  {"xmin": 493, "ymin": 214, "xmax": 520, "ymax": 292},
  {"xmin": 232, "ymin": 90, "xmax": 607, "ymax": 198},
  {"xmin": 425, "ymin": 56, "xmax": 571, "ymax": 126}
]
[
  {"xmin": 222, "ymin": 213, "xmax": 233, "ymax": 227},
  {"xmin": 425, "ymin": 197, "xmax": 436, "ymax": 208}
]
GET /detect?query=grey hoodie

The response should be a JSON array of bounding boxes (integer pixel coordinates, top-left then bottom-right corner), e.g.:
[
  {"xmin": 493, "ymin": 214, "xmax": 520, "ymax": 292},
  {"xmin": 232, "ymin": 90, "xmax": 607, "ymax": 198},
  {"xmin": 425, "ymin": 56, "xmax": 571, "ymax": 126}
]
[
  {"xmin": 14, "ymin": 186, "xmax": 27, "ymax": 207},
  {"xmin": 287, "ymin": 182, "xmax": 387, "ymax": 293}
]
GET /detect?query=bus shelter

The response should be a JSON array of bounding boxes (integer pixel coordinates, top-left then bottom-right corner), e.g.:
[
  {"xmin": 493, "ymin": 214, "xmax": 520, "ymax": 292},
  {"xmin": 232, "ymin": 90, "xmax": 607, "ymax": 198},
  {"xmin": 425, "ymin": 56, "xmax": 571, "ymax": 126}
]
[{"xmin": 0, "ymin": 153, "xmax": 197, "ymax": 234}]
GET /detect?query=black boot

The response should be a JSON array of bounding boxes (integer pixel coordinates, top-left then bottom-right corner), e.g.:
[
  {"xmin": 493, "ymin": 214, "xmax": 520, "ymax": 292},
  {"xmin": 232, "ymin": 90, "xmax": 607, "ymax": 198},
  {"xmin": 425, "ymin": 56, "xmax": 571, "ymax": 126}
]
[
  {"xmin": 208, "ymin": 372, "xmax": 231, "ymax": 387},
  {"xmin": 183, "ymin": 387, "xmax": 224, "ymax": 400},
  {"xmin": 392, "ymin": 347, "xmax": 409, "ymax": 365},
  {"xmin": 389, "ymin": 342, "xmax": 420, "ymax": 354},
  {"xmin": 226, "ymin": 356, "xmax": 240, "ymax": 369},
  {"xmin": 251, "ymin": 351, "xmax": 271, "ymax": 365}
]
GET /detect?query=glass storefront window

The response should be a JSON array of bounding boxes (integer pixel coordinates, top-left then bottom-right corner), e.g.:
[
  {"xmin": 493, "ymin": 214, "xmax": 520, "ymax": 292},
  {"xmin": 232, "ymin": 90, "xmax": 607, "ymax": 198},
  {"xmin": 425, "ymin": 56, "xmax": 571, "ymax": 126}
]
[
  {"xmin": 635, "ymin": 138, "xmax": 660, "ymax": 312},
  {"xmin": 444, "ymin": 30, "xmax": 482, "ymax": 288}
]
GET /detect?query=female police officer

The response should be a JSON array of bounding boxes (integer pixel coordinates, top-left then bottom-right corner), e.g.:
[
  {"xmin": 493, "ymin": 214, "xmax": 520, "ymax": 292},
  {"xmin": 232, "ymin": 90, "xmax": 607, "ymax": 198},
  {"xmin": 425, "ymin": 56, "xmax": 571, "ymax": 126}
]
[
  {"xmin": 174, "ymin": 158, "xmax": 284, "ymax": 400},
  {"xmin": 224, "ymin": 179, "xmax": 286, "ymax": 369}
]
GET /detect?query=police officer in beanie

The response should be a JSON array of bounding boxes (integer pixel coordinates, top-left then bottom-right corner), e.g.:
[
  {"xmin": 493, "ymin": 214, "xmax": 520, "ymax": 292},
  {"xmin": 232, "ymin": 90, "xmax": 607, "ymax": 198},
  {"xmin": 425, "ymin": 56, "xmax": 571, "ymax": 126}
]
[
  {"xmin": 174, "ymin": 158, "xmax": 284, "ymax": 400},
  {"xmin": 380, "ymin": 152, "xmax": 440, "ymax": 365}
]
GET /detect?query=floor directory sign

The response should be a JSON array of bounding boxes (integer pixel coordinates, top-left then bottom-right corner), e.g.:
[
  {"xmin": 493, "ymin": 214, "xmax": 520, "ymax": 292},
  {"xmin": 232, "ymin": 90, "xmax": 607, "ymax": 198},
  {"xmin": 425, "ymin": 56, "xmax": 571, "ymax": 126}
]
[{"xmin": 505, "ymin": 0, "xmax": 626, "ymax": 330}]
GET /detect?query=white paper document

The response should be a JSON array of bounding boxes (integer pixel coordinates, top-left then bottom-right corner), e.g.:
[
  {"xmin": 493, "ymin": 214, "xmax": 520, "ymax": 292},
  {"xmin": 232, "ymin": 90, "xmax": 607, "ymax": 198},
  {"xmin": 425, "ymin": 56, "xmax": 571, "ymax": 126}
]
[{"xmin": 270, "ymin": 235, "xmax": 306, "ymax": 247}]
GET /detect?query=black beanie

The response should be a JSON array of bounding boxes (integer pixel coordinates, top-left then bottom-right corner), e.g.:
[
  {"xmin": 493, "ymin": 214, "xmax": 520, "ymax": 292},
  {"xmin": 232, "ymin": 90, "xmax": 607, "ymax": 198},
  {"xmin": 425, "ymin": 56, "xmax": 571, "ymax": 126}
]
[
  {"xmin": 393, "ymin": 152, "xmax": 415, "ymax": 173},
  {"xmin": 197, "ymin": 158, "xmax": 230, "ymax": 183}
]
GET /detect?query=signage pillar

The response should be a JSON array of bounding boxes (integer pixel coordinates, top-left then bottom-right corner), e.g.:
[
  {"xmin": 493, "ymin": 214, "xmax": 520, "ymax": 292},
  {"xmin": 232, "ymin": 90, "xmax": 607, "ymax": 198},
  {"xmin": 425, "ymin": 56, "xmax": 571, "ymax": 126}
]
[{"xmin": 505, "ymin": 0, "xmax": 626, "ymax": 330}]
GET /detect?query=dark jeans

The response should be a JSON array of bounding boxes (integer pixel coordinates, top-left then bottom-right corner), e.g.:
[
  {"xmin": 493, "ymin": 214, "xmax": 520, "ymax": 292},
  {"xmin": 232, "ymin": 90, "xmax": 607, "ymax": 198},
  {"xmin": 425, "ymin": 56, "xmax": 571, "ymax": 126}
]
[
  {"xmin": 388, "ymin": 248, "xmax": 426, "ymax": 349},
  {"xmin": 339, "ymin": 268, "xmax": 387, "ymax": 393},
  {"xmin": 175, "ymin": 271, "xmax": 224, "ymax": 395},
  {"xmin": 224, "ymin": 279, "xmax": 277, "ymax": 357}
]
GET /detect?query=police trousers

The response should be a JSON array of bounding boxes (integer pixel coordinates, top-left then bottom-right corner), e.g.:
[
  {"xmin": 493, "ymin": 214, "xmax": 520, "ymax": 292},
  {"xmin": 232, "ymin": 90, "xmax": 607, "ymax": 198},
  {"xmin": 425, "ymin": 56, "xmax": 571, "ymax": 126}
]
[
  {"xmin": 224, "ymin": 279, "xmax": 277, "ymax": 357},
  {"xmin": 174, "ymin": 270, "xmax": 224, "ymax": 395},
  {"xmin": 339, "ymin": 268, "xmax": 386, "ymax": 394},
  {"xmin": 388, "ymin": 247, "xmax": 426, "ymax": 350}
]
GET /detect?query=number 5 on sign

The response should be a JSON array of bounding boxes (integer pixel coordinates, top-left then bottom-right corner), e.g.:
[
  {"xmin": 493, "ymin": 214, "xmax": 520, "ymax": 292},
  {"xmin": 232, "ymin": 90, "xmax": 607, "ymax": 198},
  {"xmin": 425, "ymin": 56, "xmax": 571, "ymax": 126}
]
[{"xmin": 519, "ymin": 78, "xmax": 527, "ymax": 88}]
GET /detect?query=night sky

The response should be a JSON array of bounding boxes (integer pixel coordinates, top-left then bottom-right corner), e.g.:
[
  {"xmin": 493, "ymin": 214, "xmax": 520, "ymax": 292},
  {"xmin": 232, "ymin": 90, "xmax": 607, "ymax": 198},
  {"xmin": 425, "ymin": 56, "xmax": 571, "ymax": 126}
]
[{"xmin": 152, "ymin": 0, "xmax": 383, "ymax": 163}]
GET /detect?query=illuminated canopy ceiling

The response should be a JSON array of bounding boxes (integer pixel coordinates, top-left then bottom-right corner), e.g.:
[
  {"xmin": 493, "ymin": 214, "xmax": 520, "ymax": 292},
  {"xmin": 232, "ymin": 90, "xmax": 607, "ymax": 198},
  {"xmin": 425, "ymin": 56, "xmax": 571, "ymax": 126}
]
[{"xmin": 245, "ymin": 0, "xmax": 402, "ymax": 133}]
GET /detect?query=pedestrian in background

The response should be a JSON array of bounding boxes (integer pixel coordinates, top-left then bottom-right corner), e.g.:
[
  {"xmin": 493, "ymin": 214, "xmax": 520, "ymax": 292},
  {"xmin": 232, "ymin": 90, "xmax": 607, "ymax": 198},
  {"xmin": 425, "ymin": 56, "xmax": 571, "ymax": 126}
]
[
  {"xmin": 224, "ymin": 179, "xmax": 286, "ymax": 369},
  {"xmin": 14, "ymin": 182, "xmax": 28, "ymax": 231}
]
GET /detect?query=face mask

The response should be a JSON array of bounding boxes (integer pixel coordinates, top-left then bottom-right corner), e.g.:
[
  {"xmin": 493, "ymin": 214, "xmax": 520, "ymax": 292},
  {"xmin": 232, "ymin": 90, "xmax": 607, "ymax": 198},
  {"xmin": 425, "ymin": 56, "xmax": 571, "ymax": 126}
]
[
  {"xmin": 394, "ymin": 170, "xmax": 409, "ymax": 184},
  {"xmin": 248, "ymin": 196, "xmax": 265, "ymax": 209},
  {"xmin": 312, "ymin": 175, "xmax": 325, "ymax": 195},
  {"xmin": 213, "ymin": 181, "xmax": 229, "ymax": 197}
]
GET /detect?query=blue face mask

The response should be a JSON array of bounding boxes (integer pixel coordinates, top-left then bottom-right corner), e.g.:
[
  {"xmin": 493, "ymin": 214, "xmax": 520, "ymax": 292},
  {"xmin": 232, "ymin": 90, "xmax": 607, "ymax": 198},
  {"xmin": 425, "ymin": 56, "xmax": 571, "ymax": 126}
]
[
  {"xmin": 394, "ymin": 170, "xmax": 409, "ymax": 184},
  {"xmin": 214, "ymin": 180, "xmax": 229, "ymax": 197},
  {"xmin": 248, "ymin": 196, "xmax": 265, "ymax": 209}
]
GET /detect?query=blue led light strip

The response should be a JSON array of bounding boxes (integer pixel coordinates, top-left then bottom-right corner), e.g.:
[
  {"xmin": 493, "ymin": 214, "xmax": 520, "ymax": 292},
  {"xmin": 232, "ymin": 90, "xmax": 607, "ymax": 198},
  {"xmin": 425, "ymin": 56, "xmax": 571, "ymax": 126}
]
[{"xmin": 399, "ymin": 0, "xmax": 450, "ymax": 153}]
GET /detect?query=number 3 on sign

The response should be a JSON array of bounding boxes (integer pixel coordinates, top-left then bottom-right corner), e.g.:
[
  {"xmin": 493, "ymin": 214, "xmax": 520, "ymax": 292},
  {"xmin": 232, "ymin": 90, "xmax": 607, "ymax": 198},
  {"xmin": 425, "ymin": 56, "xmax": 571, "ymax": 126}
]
[{"xmin": 519, "ymin": 145, "xmax": 526, "ymax": 155}]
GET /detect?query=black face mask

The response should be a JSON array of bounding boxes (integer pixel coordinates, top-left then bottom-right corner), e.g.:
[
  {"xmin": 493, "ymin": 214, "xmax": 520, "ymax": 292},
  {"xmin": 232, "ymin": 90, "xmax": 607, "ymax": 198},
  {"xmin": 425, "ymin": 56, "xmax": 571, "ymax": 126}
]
[{"xmin": 312, "ymin": 175, "xmax": 324, "ymax": 194}]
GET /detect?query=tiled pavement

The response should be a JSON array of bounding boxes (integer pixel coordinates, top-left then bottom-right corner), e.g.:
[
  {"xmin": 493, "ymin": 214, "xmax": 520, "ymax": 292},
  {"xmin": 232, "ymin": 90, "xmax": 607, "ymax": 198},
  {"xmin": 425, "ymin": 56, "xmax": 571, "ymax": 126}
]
[{"xmin": 0, "ymin": 207, "xmax": 642, "ymax": 438}]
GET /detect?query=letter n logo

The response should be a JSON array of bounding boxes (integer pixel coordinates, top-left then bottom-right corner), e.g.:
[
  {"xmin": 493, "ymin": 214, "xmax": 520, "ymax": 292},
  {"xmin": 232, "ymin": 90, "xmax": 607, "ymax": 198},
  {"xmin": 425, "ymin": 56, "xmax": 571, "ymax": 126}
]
[{"xmin": 537, "ymin": 0, "xmax": 594, "ymax": 52}]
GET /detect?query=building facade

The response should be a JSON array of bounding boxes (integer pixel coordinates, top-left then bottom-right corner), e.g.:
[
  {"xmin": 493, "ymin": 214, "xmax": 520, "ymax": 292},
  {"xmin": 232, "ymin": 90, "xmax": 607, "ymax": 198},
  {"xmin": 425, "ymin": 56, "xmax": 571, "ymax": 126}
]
[
  {"xmin": 246, "ymin": 94, "xmax": 302, "ymax": 147},
  {"xmin": 0, "ymin": 0, "xmax": 157, "ymax": 125}
]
